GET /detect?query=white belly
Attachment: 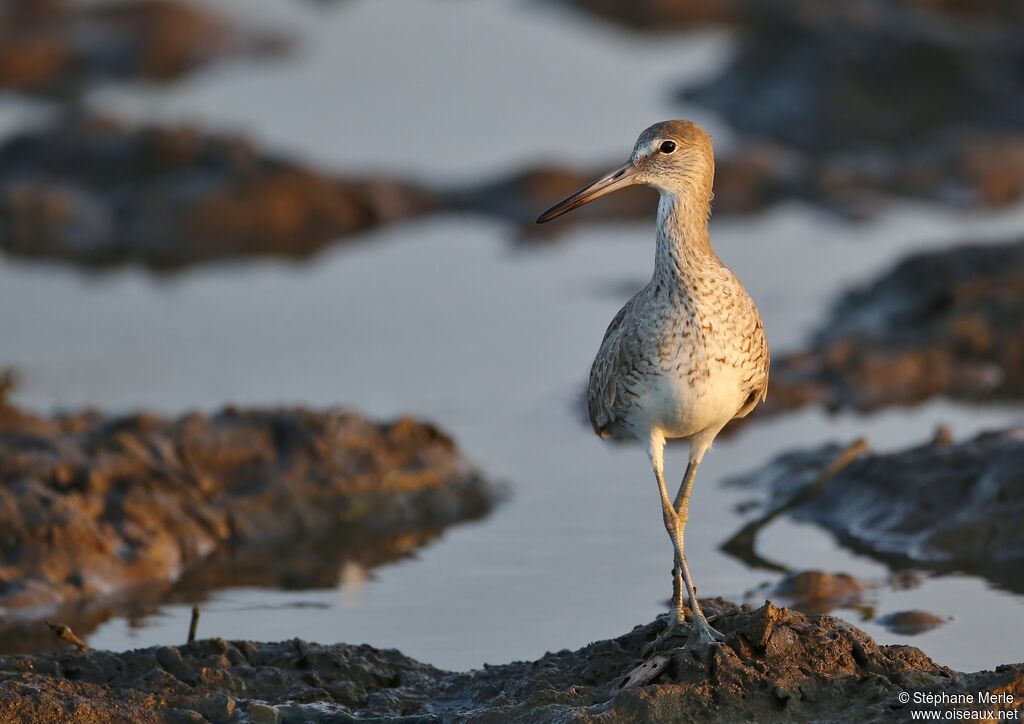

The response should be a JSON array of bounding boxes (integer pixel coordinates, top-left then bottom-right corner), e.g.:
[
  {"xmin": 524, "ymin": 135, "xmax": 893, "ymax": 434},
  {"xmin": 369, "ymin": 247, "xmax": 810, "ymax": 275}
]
[{"xmin": 628, "ymin": 366, "xmax": 747, "ymax": 440}]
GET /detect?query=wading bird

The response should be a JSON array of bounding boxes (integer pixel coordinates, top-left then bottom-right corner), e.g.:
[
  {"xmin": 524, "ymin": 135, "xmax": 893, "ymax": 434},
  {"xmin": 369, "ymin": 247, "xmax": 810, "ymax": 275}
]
[{"xmin": 537, "ymin": 120, "xmax": 769, "ymax": 650}]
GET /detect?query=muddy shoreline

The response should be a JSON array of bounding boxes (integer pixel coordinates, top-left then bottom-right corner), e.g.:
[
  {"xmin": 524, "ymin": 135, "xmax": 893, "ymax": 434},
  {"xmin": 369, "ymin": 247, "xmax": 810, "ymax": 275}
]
[
  {"xmin": 731, "ymin": 238, "xmax": 1024, "ymax": 425},
  {"xmin": 0, "ymin": 401, "xmax": 500, "ymax": 651},
  {"xmin": 0, "ymin": 115, "xmax": 435, "ymax": 270},
  {"xmin": 725, "ymin": 427, "xmax": 1024, "ymax": 593},
  {"xmin": 0, "ymin": 0, "xmax": 285, "ymax": 98},
  {"xmin": 1, "ymin": 600, "xmax": 1020, "ymax": 722}
]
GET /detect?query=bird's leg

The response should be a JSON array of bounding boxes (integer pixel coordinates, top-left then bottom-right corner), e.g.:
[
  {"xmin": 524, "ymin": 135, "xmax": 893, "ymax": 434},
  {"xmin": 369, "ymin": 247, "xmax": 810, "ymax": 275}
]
[
  {"xmin": 648, "ymin": 435, "xmax": 687, "ymax": 631},
  {"xmin": 672, "ymin": 457, "xmax": 724, "ymax": 646},
  {"xmin": 671, "ymin": 551, "xmax": 685, "ymax": 620},
  {"xmin": 640, "ymin": 434, "xmax": 722, "ymax": 660},
  {"xmin": 638, "ymin": 435, "xmax": 687, "ymax": 659}
]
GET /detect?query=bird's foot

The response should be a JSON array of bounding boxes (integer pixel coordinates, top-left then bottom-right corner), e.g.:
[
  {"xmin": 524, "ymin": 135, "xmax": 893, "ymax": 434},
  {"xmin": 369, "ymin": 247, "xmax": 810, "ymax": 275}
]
[
  {"xmin": 685, "ymin": 615, "xmax": 725, "ymax": 648},
  {"xmin": 616, "ymin": 617, "xmax": 726, "ymax": 692},
  {"xmin": 640, "ymin": 615, "xmax": 688, "ymax": 658}
]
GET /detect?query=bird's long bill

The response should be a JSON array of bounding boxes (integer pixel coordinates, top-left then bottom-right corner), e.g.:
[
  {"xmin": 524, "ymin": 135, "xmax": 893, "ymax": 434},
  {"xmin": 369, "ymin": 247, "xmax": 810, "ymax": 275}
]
[{"xmin": 536, "ymin": 161, "xmax": 638, "ymax": 224}]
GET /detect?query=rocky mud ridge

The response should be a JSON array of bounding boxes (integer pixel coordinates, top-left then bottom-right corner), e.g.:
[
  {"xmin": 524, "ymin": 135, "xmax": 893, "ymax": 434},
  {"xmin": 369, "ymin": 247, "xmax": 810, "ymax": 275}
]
[
  {"xmin": 726, "ymin": 427, "xmax": 1024, "ymax": 593},
  {"xmin": 0, "ymin": 0, "xmax": 284, "ymax": 98},
  {"xmin": 0, "ymin": 115, "xmax": 435, "ymax": 269},
  {"xmin": 0, "ymin": 400, "xmax": 498, "ymax": 651},
  {"xmin": 0, "ymin": 600, "xmax": 1020, "ymax": 722},
  {"xmin": 761, "ymin": 239, "xmax": 1024, "ymax": 417}
]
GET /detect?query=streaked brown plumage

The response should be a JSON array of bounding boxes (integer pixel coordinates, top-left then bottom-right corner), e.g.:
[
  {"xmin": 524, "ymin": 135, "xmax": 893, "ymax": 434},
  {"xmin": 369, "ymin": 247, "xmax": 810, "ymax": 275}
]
[{"xmin": 539, "ymin": 120, "xmax": 769, "ymax": 652}]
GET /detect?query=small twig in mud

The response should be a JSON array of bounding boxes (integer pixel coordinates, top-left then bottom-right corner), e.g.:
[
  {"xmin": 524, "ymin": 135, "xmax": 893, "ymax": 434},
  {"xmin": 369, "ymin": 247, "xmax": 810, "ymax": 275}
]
[
  {"xmin": 0, "ymin": 368, "xmax": 16, "ymax": 403},
  {"xmin": 931, "ymin": 425, "xmax": 954, "ymax": 447},
  {"xmin": 45, "ymin": 620, "xmax": 90, "ymax": 651},
  {"xmin": 721, "ymin": 438, "xmax": 870, "ymax": 572},
  {"xmin": 188, "ymin": 605, "xmax": 200, "ymax": 643}
]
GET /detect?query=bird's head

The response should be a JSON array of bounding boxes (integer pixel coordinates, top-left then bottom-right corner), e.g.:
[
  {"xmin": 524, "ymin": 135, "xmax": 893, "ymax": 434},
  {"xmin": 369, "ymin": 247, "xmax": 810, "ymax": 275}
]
[{"xmin": 536, "ymin": 120, "xmax": 714, "ymax": 224}]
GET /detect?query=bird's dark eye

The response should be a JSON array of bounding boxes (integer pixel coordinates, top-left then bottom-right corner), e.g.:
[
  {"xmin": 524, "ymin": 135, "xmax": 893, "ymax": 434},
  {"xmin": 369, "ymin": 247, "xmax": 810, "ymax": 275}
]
[{"xmin": 659, "ymin": 140, "xmax": 677, "ymax": 154}]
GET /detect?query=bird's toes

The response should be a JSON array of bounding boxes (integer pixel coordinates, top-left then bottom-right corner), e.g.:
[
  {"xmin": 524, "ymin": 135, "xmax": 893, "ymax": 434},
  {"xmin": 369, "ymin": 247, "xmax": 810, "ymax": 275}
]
[
  {"xmin": 641, "ymin": 619, "xmax": 689, "ymax": 658},
  {"xmin": 685, "ymin": 619, "xmax": 726, "ymax": 648}
]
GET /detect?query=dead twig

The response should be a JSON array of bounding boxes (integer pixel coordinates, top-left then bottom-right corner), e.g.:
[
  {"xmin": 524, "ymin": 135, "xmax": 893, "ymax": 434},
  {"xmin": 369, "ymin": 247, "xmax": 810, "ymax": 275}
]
[
  {"xmin": 45, "ymin": 620, "xmax": 90, "ymax": 651},
  {"xmin": 0, "ymin": 368, "xmax": 16, "ymax": 404},
  {"xmin": 188, "ymin": 605, "xmax": 200, "ymax": 643}
]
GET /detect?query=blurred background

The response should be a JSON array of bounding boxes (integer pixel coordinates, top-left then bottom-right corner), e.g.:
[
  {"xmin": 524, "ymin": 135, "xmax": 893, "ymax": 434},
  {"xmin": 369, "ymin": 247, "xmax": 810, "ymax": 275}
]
[{"xmin": 1, "ymin": 0, "xmax": 1023, "ymax": 673}]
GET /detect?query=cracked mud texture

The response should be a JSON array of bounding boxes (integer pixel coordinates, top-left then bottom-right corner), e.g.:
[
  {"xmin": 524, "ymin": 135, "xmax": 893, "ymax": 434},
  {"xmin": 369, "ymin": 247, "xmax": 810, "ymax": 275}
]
[
  {"xmin": 0, "ymin": 115, "xmax": 435, "ymax": 269},
  {"xmin": 0, "ymin": 400, "xmax": 497, "ymax": 651},
  {"xmin": 0, "ymin": 0, "xmax": 284, "ymax": 98},
  {"xmin": 728, "ymin": 428, "xmax": 1024, "ymax": 594},
  {"xmin": 0, "ymin": 600, "xmax": 1020, "ymax": 722},
  {"xmin": 760, "ymin": 239, "xmax": 1024, "ymax": 418}
]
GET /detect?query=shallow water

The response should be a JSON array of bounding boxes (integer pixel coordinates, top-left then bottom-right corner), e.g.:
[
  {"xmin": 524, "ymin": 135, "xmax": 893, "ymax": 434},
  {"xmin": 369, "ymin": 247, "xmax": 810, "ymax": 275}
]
[{"xmin": 2, "ymin": 0, "xmax": 1023, "ymax": 673}]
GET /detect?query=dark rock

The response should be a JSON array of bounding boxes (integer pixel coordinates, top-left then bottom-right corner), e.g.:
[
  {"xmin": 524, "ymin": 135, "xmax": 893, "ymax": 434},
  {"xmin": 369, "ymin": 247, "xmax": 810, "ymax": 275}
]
[
  {"xmin": 0, "ymin": 401, "xmax": 499, "ymax": 650},
  {"xmin": 761, "ymin": 239, "xmax": 1024, "ymax": 418},
  {"xmin": 0, "ymin": 0, "xmax": 287, "ymax": 98},
  {"xmin": 878, "ymin": 610, "xmax": 949, "ymax": 636},
  {"xmin": 0, "ymin": 601, "xmax": 1019, "ymax": 721},
  {"xmin": 727, "ymin": 428, "xmax": 1024, "ymax": 593},
  {"xmin": 0, "ymin": 115, "xmax": 436, "ymax": 270}
]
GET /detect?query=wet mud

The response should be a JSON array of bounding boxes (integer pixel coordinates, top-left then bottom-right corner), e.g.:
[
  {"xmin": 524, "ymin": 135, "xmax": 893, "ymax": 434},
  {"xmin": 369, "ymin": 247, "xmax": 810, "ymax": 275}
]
[
  {"xmin": 762, "ymin": 239, "xmax": 1024, "ymax": 418},
  {"xmin": 0, "ymin": 0, "xmax": 284, "ymax": 98},
  {"xmin": 0, "ymin": 115, "xmax": 435, "ymax": 269},
  {"xmin": 725, "ymin": 428, "xmax": 1024, "ymax": 593},
  {"xmin": 0, "ymin": 600, "xmax": 1019, "ymax": 722}
]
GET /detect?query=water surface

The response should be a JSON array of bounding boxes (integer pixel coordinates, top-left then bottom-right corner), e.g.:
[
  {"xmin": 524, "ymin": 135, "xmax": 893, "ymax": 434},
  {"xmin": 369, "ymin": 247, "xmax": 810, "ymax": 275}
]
[{"xmin": 2, "ymin": 0, "xmax": 1022, "ymax": 673}]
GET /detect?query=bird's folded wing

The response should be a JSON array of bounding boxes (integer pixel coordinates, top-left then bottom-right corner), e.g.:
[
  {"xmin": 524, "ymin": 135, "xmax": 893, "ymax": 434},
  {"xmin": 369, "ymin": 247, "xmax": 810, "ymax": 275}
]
[{"xmin": 587, "ymin": 300, "xmax": 639, "ymax": 435}]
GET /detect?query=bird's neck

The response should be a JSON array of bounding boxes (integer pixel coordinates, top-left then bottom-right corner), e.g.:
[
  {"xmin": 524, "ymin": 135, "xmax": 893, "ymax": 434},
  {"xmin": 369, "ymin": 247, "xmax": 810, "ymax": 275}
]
[{"xmin": 652, "ymin": 189, "xmax": 718, "ymax": 287}]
